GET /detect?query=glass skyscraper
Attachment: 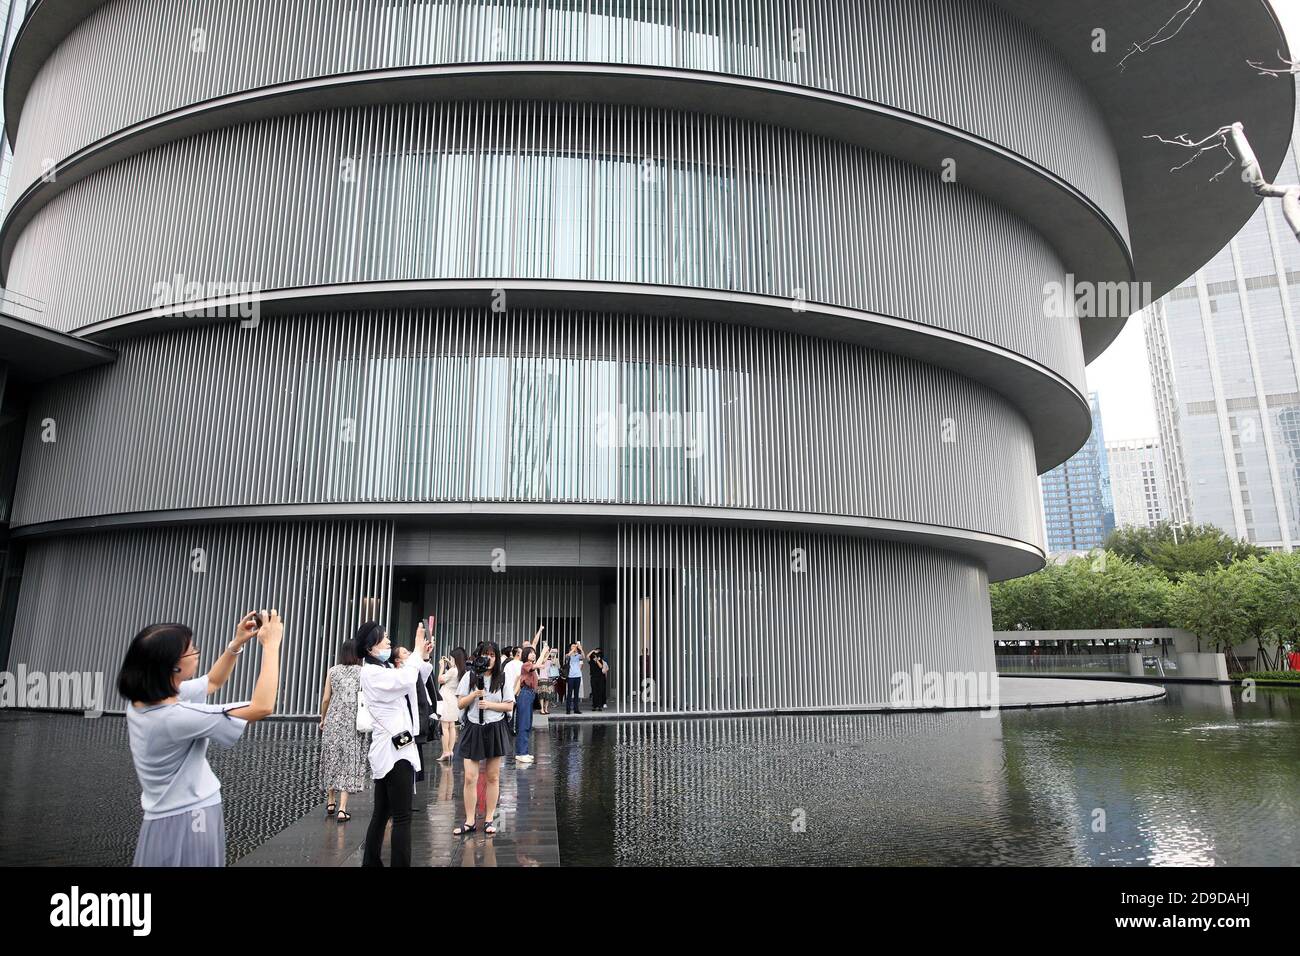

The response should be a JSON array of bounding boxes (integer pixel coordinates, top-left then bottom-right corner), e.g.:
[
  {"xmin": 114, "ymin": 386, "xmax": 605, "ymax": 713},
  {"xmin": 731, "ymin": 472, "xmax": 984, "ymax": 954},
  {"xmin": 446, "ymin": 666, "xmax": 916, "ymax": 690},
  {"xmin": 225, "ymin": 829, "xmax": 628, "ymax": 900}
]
[
  {"xmin": 1040, "ymin": 393, "xmax": 1116, "ymax": 552},
  {"xmin": 1145, "ymin": 78, "xmax": 1300, "ymax": 552}
]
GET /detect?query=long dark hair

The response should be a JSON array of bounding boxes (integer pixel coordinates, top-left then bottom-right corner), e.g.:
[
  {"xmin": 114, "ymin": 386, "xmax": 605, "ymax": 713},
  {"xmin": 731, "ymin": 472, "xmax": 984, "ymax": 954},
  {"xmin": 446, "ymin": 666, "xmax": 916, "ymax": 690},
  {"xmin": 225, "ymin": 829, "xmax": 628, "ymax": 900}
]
[
  {"xmin": 474, "ymin": 641, "xmax": 504, "ymax": 693},
  {"xmin": 450, "ymin": 647, "xmax": 468, "ymax": 677},
  {"xmin": 353, "ymin": 621, "xmax": 390, "ymax": 667}
]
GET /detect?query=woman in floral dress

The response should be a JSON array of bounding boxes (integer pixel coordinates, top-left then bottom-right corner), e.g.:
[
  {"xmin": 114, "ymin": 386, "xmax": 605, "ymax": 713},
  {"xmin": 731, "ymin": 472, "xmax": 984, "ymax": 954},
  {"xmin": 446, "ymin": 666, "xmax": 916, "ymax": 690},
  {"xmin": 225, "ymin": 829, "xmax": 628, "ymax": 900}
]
[{"xmin": 318, "ymin": 641, "xmax": 368, "ymax": 822}]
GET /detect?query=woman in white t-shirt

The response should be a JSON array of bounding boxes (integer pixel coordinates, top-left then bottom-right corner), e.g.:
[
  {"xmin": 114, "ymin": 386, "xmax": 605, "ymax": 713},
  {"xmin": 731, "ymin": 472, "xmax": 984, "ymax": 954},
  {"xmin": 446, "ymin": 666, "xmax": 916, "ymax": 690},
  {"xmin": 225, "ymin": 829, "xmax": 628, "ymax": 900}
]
[{"xmin": 453, "ymin": 640, "xmax": 515, "ymax": 836}]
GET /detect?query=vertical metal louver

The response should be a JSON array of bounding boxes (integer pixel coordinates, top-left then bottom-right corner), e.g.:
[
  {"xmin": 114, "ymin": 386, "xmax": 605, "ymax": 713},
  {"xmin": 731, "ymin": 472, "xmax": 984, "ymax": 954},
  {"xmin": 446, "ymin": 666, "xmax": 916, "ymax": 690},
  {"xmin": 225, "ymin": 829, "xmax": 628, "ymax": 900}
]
[
  {"xmin": 8, "ymin": 521, "xmax": 394, "ymax": 716},
  {"xmin": 615, "ymin": 524, "xmax": 994, "ymax": 714}
]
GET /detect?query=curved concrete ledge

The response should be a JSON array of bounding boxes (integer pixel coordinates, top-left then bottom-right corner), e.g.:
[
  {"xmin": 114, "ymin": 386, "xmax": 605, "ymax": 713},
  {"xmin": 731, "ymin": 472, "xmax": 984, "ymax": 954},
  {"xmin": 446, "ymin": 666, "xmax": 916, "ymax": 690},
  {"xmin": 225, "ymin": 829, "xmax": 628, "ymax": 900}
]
[
  {"xmin": 0, "ymin": 61, "xmax": 1135, "ymax": 364},
  {"xmin": 7, "ymin": 500, "xmax": 1047, "ymax": 582},
  {"xmin": 993, "ymin": 676, "xmax": 1167, "ymax": 709},
  {"xmin": 550, "ymin": 677, "xmax": 1166, "ymax": 720},
  {"xmin": 73, "ymin": 278, "xmax": 1092, "ymax": 474}
]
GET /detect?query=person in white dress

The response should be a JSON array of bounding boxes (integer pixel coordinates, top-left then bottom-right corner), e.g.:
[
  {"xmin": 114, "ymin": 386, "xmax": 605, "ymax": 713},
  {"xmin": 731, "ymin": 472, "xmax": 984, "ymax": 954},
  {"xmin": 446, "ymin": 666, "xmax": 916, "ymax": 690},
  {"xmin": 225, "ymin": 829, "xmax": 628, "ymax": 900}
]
[{"xmin": 435, "ymin": 647, "xmax": 466, "ymax": 761}]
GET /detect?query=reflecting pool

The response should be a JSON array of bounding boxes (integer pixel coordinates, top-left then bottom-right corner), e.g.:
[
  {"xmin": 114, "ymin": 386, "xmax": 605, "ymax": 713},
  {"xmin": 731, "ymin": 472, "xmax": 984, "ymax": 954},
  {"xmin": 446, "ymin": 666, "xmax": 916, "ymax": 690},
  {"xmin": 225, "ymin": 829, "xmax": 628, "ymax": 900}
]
[
  {"xmin": 1, "ymin": 684, "xmax": 1295, "ymax": 866},
  {"xmin": 552, "ymin": 685, "xmax": 1300, "ymax": 866}
]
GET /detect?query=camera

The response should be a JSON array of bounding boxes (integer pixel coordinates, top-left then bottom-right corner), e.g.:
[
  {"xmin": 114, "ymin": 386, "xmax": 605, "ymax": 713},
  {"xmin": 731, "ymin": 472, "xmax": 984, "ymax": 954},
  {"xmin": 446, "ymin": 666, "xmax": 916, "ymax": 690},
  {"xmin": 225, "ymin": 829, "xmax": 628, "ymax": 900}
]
[
  {"xmin": 470, "ymin": 656, "xmax": 491, "ymax": 675},
  {"xmin": 250, "ymin": 610, "xmax": 278, "ymax": 629}
]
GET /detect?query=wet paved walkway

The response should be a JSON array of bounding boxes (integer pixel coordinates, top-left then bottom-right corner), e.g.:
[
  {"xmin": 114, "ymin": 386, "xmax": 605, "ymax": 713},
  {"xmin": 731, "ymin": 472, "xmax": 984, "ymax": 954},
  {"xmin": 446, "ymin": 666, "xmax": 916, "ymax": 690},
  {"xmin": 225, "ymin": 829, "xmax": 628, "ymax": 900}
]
[{"xmin": 237, "ymin": 717, "xmax": 558, "ymax": 867}]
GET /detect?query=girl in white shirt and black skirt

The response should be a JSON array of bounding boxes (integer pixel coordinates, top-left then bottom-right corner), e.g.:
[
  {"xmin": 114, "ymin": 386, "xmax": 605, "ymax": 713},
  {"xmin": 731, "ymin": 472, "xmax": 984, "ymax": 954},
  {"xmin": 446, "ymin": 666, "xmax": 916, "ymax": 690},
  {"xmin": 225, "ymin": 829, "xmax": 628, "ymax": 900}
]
[{"xmin": 453, "ymin": 640, "xmax": 514, "ymax": 836}]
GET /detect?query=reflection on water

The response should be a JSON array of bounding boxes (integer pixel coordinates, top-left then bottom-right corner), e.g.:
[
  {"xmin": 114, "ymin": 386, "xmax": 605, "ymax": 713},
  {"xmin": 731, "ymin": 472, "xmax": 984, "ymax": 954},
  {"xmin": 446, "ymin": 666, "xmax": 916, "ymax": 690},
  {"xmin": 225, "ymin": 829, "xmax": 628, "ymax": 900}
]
[{"xmin": 552, "ymin": 686, "xmax": 1300, "ymax": 866}]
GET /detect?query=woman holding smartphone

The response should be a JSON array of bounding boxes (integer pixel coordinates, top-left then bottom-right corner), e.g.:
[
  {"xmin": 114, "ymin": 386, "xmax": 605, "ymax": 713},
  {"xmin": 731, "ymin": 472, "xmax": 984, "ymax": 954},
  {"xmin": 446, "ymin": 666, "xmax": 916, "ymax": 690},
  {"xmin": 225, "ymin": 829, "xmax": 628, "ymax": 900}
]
[
  {"xmin": 549, "ymin": 650, "xmax": 565, "ymax": 715},
  {"xmin": 356, "ymin": 619, "xmax": 432, "ymax": 867},
  {"xmin": 453, "ymin": 641, "xmax": 514, "ymax": 835},
  {"xmin": 118, "ymin": 609, "xmax": 284, "ymax": 867},
  {"xmin": 587, "ymin": 647, "xmax": 610, "ymax": 711},
  {"xmin": 538, "ymin": 648, "xmax": 559, "ymax": 715},
  {"xmin": 318, "ymin": 639, "xmax": 366, "ymax": 823},
  {"xmin": 436, "ymin": 647, "xmax": 466, "ymax": 761}
]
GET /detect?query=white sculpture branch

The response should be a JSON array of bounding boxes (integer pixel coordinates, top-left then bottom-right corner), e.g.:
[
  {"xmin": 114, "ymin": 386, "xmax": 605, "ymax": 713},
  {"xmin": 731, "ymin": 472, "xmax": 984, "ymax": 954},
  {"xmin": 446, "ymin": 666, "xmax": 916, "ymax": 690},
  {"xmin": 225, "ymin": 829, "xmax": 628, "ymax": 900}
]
[
  {"xmin": 1146, "ymin": 123, "xmax": 1300, "ymax": 241},
  {"xmin": 1247, "ymin": 52, "xmax": 1300, "ymax": 77},
  {"xmin": 1118, "ymin": 0, "xmax": 1205, "ymax": 73}
]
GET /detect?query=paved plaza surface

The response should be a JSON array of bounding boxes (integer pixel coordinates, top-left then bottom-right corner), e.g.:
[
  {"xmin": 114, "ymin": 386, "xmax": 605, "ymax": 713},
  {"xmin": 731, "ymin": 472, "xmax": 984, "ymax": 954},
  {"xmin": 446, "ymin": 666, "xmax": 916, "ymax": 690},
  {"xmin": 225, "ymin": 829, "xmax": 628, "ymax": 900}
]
[{"xmin": 237, "ymin": 716, "xmax": 559, "ymax": 867}]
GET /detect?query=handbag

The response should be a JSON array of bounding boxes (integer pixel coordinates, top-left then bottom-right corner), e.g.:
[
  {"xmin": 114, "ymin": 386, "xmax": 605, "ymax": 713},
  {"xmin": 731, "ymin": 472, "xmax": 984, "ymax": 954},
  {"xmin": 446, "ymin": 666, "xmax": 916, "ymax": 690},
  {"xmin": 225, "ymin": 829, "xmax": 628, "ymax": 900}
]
[
  {"xmin": 356, "ymin": 689, "xmax": 374, "ymax": 733},
  {"xmin": 369, "ymin": 700, "xmax": 414, "ymax": 750}
]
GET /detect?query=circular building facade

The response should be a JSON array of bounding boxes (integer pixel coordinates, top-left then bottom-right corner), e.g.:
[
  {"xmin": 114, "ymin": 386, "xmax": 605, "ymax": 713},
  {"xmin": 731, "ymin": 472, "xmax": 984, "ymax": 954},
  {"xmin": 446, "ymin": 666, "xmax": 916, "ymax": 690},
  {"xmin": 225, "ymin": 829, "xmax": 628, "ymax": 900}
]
[{"xmin": 0, "ymin": 0, "xmax": 1291, "ymax": 715}]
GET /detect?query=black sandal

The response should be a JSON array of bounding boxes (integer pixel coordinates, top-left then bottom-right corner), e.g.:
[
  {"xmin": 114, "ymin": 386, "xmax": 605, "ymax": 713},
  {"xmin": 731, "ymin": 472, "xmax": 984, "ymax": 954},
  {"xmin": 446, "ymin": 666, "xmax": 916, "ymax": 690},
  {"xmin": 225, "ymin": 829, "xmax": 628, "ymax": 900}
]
[
  {"xmin": 485, "ymin": 818, "xmax": 499, "ymax": 835},
  {"xmin": 453, "ymin": 822, "xmax": 476, "ymax": 835},
  {"xmin": 326, "ymin": 803, "xmax": 337, "ymax": 816},
  {"xmin": 336, "ymin": 810, "xmax": 351, "ymax": 822}
]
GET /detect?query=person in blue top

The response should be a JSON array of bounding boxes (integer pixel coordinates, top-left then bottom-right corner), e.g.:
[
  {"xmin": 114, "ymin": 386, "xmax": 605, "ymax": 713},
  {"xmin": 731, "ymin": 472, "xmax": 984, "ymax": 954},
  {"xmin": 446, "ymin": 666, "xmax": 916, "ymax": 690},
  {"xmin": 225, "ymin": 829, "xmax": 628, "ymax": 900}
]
[
  {"xmin": 565, "ymin": 641, "xmax": 585, "ymax": 714},
  {"xmin": 118, "ymin": 609, "xmax": 285, "ymax": 867}
]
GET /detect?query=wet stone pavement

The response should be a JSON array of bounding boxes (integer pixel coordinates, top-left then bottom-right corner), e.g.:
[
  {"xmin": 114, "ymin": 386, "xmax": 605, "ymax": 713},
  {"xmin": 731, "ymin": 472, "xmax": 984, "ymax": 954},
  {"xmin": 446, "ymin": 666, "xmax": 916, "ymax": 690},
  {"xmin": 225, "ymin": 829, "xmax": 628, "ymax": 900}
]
[{"xmin": 237, "ymin": 716, "xmax": 559, "ymax": 866}]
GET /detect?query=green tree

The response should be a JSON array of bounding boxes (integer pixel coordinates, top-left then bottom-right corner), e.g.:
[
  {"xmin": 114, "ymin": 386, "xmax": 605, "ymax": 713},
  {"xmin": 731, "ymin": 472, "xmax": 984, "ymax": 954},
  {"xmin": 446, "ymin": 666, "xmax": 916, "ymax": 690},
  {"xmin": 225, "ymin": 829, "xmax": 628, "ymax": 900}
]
[
  {"xmin": 1168, "ymin": 566, "xmax": 1252, "ymax": 654},
  {"xmin": 1245, "ymin": 553, "xmax": 1300, "ymax": 669},
  {"xmin": 1103, "ymin": 522, "xmax": 1264, "ymax": 579},
  {"xmin": 990, "ymin": 552, "xmax": 1172, "ymax": 632}
]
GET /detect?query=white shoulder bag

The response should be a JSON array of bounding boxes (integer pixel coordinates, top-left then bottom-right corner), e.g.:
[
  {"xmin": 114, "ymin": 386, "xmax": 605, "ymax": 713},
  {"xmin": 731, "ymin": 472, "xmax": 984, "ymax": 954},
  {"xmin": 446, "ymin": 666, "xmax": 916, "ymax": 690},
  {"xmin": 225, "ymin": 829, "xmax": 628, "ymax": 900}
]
[{"xmin": 356, "ymin": 688, "xmax": 374, "ymax": 733}]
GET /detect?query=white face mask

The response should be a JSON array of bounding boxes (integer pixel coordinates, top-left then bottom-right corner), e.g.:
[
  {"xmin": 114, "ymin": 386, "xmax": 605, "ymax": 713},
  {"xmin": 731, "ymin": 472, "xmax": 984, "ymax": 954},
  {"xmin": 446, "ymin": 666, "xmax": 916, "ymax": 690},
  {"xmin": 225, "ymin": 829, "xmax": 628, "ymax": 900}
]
[{"xmin": 374, "ymin": 648, "xmax": 391, "ymax": 663}]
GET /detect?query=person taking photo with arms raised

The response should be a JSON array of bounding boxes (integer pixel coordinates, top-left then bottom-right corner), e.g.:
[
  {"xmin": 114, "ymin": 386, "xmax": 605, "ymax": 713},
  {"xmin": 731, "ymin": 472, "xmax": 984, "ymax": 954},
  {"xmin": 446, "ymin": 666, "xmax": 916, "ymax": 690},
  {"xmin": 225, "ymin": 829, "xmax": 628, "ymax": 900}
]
[
  {"xmin": 118, "ymin": 608, "xmax": 285, "ymax": 867},
  {"xmin": 356, "ymin": 619, "xmax": 433, "ymax": 867}
]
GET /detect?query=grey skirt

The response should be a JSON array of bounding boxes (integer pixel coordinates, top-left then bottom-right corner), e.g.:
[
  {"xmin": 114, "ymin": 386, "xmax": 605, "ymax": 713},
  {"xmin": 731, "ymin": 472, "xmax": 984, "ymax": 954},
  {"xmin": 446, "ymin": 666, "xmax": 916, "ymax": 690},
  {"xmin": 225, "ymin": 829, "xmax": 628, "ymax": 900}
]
[{"xmin": 132, "ymin": 802, "xmax": 226, "ymax": 867}]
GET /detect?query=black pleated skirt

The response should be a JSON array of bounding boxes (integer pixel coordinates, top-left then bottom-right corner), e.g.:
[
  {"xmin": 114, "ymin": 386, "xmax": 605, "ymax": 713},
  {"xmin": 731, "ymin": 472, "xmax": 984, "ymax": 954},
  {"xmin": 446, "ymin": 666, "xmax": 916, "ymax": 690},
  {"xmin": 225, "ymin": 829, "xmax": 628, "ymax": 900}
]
[{"xmin": 460, "ymin": 720, "xmax": 511, "ymax": 761}]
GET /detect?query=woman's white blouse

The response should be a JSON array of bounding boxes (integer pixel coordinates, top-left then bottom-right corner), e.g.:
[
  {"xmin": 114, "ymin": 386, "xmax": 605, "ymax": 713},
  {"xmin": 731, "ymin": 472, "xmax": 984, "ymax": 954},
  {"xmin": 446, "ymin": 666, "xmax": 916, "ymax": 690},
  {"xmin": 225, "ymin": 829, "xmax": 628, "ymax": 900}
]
[
  {"xmin": 456, "ymin": 670, "xmax": 515, "ymax": 724},
  {"xmin": 359, "ymin": 657, "xmax": 433, "ymax": 780}
]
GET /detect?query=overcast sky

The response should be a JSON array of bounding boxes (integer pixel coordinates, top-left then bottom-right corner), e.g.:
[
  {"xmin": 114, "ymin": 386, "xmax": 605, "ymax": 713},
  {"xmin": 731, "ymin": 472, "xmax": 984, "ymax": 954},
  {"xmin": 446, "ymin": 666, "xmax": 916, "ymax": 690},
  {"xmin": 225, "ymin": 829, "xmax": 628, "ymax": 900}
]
[{"xmin": 1086, "ymin": 0, "xmax": 1300, "ymax": 442}]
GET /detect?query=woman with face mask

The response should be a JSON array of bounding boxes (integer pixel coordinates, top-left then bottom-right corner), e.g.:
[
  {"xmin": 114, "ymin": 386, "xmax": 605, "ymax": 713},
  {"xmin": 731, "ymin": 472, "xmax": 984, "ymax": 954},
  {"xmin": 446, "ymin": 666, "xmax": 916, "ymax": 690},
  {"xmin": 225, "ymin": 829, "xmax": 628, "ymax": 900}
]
[
  {"xmin": 453, "ymin": 641, "xmax": 515, "ymax": 835},
  {"xmin": 355, "ymin": 619, "xmax": 432, "ymax": 867},
  {"xmin": 117, "ymin": 609, "xmax": 285, "ymax": 867}
]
